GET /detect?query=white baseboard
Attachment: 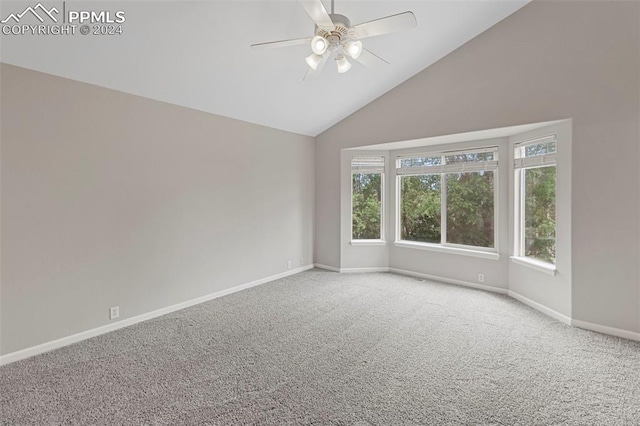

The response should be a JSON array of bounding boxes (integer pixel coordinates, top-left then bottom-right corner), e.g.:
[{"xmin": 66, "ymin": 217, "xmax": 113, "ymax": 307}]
[
  {"xmin": 325, "ymin": 266, "xmax": 640, "ymax": 342},
  {"xmin": 389, "ymin": 267, "xmax": 508, "ymax": 295},
  {"xmin": 392, "ymin": 271, "xmax": 638, "ymax": 341},
  {"xmin": 571, "ymin": 319, "xmax": 640, "ymax": 342},
  {"xmin": 3, "ymin": 264, "xmax": 638, "ymax": 365},
  {"xmin": 0, "ymin": 265, "xmax": 314, "ymax": 366},
  {"xmin": 314, "ymin": 264, "xmax": 389, "ymax": 274},
  {"xmin": 507, "ymin": 290, "xmax": 572, "ymax": 325},
  {"xmin": 313, "ymin": 263, "xmax": 341, "ymax": 272},
  {"xmin": 340, "ymin": 267, "xmax": 390, "ymax": 273}
]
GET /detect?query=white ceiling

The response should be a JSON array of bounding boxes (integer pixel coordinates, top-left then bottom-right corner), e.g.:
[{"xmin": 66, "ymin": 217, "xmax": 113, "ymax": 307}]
[{"xmin": 0, "ymin": 0, "xmax": 530, "ymax": 136}]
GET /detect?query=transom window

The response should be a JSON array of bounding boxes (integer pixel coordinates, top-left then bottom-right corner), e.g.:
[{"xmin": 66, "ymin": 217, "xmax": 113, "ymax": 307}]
[{"xmin": 396, "ymin": 147, "xmax": 498, "ymax": 251}]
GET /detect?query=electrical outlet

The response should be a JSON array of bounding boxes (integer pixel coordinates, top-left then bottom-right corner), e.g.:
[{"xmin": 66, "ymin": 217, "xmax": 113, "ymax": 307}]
[
  {"xmin": 478, "ymin": 274, "xmax": 485, "ymax": 283},
  {"xmin": 109, "ymin": 306, "xmax": 120, "ymax": 320},
  {"xmin": 287, "ymin": 260, "xmax": 292, "ymax": 269}
]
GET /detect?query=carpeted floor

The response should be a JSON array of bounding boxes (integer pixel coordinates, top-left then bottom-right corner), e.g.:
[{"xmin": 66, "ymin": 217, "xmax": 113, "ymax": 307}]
[{"xmin": 1, "ymin": 269, "xmax": 639, "ymax": 425}]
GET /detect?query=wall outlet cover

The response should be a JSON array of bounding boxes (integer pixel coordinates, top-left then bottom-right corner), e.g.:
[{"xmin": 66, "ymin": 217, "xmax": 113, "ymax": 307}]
[{"xmin": 109, "ymin": 306, "xmax": 120, "ymax": 320}]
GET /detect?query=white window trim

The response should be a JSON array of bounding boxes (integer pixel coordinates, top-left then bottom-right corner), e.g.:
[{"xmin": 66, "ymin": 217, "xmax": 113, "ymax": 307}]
[
  {"xmin": 395, "ymin": 146, "xmax": 500, "ymax": 255},
  {"xmin": 510, "ymin": 256, "xmax": 556, "ymax": 275},
  {"xmin": 350, "ymin": 156, "xmax": 385, "ymax": 242},
  {"xmin": 350, "ymin": 240, "xmax": 387, "ymax": 246},
  {"xmin": 513, "ymin": 135, "xmax": 557, "ymax": 266},
  {"xmin": 394, "ymin": 240, "xmax": 500, "ymax": 260}
]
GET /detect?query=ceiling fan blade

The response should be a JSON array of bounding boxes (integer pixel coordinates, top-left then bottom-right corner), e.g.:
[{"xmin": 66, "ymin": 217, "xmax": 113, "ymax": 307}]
[
  {"xmin": 303, "ymin": 53, "xmax": 330, "ymax": 81},
  {"xmin": 300, "ymin": 0, "xmax": 334, "ymax": 31},
  {"xmin": 354, "ymin": 48, "xmax": 390, "ymax": 68},
  {"xmin": 351, "ymin": 11, "xmax": 417, "ymax": 39},
  {"xmin": 251, "ymin": 37, "xmax": 311, "ymax": 50}
]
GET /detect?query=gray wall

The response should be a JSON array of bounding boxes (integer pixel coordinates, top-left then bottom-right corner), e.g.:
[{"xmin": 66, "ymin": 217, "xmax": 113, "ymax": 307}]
[
  {"xmin": 0, "ymin": 64, "xmax": 315, "ymax": 355},
  {"xmin": 315, "ymin": 0, "xmax": 640, "ymax": 333}
]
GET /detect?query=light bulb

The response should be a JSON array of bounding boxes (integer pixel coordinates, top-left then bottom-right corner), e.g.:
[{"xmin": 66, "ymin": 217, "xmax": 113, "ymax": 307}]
[
  {"xmin": 335, "ymin": 55, "xmax": 351, "ymax": 73},
  {"xmin": 305, "ymin": 53, "xmax": 323, "ymax": 70},
  {"xmin": 344, "ymin": 40, "xmax": 362, "ymax": 59},
  {"xmin": 311, "ymin": 36, "xmax": 328, "ymax": 55}
]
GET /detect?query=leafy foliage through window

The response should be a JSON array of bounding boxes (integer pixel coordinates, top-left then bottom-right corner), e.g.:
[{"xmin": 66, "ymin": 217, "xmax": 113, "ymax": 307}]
[
  {"xmin": 400, "ymin": 175, "xmax": 441, "ymax": 243},
  {"xmin": 515, "ymin": 136, "xmax": 557, "ymax": 264},
  {"xmin": 352, "ymin": 157, "xmax": 384, "ymax": 240},
  {"xmin": 446, "ymin": 171, "xmax": 494, "ymax": 247},
  {"xmin": 524, "ymin": 167, "xmax": 556, "ymax": 262},
  {"xmin": 397, "ymin": 147, "xmax": 497, "ymax": 249}
]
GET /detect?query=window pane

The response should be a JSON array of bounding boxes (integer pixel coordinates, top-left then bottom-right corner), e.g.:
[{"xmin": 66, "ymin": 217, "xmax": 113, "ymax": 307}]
[
  {"xmin": 525, "ymin": 141, "xmax": 556, "ymax": 157},
  {"xmin": 524, "ymin": 166, "xmax": 556, "ymax": 263},
  {"xmin": 400, "ymin": 175, "xmax": 441, "ymax": 243},
  {"xmin": 352, "ymin": 156, "xmax": 385, "ymax": 173},
  {"xmin": 399, "ymin": 156, "xmax": 442, "ymax": 169},
  {"xmin": 352, "ymin": 173, "xmax": 382, "ymax": 239},
  {"xmin": 445, "ymin": 151, "xmax": 494, "ymax": 164},
  {"xmin": 446, "ymin": 171, "xmax": 494, "ymax": 248},
  {"xmin": 516, "ymin": 140, "xmax": 557, "ymax": 159}
]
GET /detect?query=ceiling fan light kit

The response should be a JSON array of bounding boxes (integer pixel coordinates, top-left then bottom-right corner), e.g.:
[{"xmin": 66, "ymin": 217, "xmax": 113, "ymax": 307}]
[
  {"xmin": 251, "ymin": 0, "xmax": 417, "ymax": 81},
  {"xmin": 344, "ymin": 40, "xmax": 362, "ymax": 59},
  {"xmin": 311, "ymin": 35, "xmax": 329, "ymax": 55},
  {"xmin": 305, "ymin": 53, "xmax": 324, "ymax": 70},
  {"xmin": 335, "ymin": 55, "xmax": 352, "ymax": 73}
]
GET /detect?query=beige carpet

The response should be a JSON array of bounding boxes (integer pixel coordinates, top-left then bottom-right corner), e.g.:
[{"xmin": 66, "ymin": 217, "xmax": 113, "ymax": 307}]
[{"xmin": 1, "ymin": 269, "xmax": 639, "ymax": 424}]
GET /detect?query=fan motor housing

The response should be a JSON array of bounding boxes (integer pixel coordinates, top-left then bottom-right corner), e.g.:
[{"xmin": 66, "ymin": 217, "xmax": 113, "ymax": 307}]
[{"xmin": 316, "ymin": 13, "xmax": 351, "ymax": 44}]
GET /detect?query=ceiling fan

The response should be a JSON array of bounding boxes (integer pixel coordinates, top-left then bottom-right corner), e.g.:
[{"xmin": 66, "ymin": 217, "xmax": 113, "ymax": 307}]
[{"xmin": 251, "ymin": 0, "xmax": 417, "ymax": 80}]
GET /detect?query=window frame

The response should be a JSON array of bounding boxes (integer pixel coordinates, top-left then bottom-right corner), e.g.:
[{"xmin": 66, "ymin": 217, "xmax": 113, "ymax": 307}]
[
  {"xmin": 394, "ymin": 146, "xmax": 499, "ymax": 256},
  {"xmin": 512, "ymin": 135, "xmax": 557, "ymax": 269},
  {"xmin": 350, "ymin": 156, "xmax": 385, "ymax": 244}
]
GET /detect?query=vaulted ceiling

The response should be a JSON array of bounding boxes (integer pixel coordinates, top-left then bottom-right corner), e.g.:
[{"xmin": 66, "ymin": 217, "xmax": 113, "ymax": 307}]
[{"xmin": 0, "ymin": 1, "xmax": 530, "ymax": 136}]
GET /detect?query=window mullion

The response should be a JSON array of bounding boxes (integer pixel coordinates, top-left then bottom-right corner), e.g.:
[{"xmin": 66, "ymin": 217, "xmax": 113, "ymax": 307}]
[
  {"xmin": 380, "ymin": 173, "xmax": 385, "ymax": 240},
  {"xmin": 441, "ymin": 171, "xmax": 447, "ymax": 245},
  {"xmin": 396, "ymin": 175, "xmax": 401, "ymax": 241},
  {"xmin": 519, "ymin": 169, "xmax": 526, "ymax": 256}
]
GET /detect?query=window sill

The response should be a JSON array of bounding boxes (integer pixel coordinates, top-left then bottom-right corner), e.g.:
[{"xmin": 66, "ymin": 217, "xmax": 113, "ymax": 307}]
[
  {"xmin": 350, "ymin": 240, "xmax": 387, "ymax": 246},
  {"xmin": 393, "ymin": 241, "xmax": 500, "ymax": 260},
  {"xmin": 510, "ymin": 256, "xmax": 556, "ymax": 276}
]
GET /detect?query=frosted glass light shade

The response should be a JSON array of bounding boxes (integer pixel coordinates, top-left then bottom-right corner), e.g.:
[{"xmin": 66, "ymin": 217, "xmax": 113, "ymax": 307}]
[
  {"xmin": 335, "ymin": 55, "xmax": 351, "ymax": 73},
  {"xmin": 305, "ymin": 53, "xmax": 324, "ymax": 70},
  {"xmin": 311, "ymin": 36, "xmax": 328, "ymax": 55},
  {"xmin": 344, "ymin": 41, "xmax": 362, "ymax": 59}
]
